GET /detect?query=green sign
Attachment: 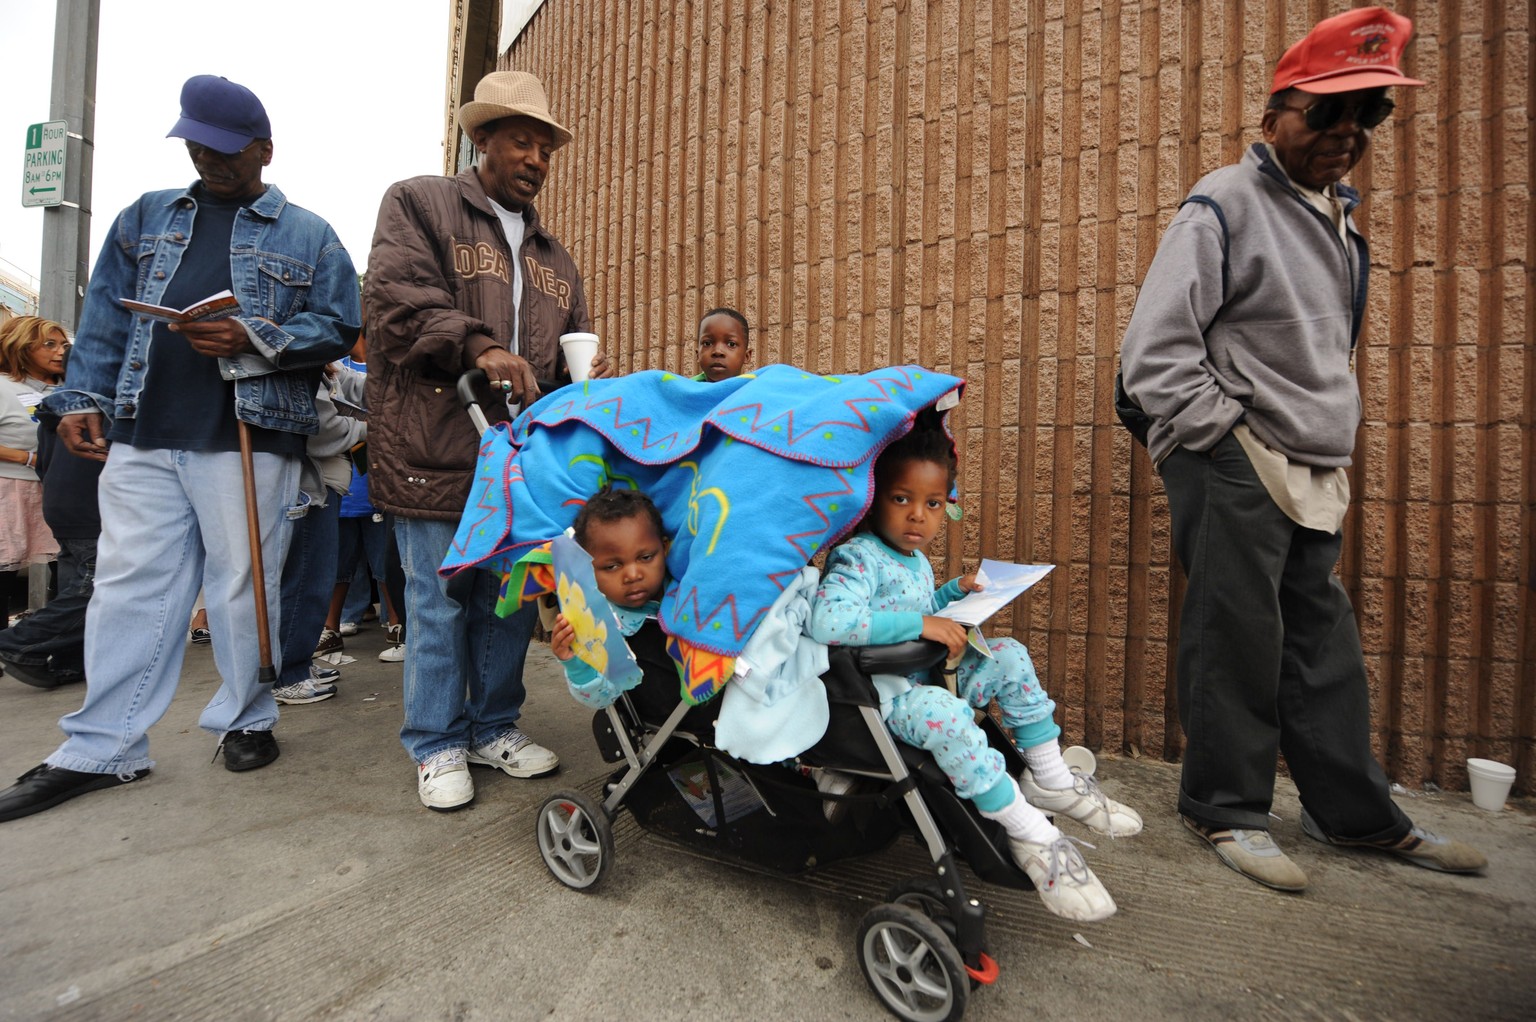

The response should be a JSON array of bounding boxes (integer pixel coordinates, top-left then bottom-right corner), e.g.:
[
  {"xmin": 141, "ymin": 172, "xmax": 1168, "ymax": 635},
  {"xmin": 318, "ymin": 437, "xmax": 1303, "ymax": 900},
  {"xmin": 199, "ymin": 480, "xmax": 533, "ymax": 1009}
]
[{"xmin": 22, "ymin": 120, "xmax": 68, "ymax": 208}]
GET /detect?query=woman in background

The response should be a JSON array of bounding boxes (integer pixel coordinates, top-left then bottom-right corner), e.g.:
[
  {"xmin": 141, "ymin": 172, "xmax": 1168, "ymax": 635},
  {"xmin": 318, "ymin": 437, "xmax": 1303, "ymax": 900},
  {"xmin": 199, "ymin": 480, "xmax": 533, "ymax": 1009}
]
[{"xmin": 0, "ymin": 316, "xmax": 66, "ymax": 631}]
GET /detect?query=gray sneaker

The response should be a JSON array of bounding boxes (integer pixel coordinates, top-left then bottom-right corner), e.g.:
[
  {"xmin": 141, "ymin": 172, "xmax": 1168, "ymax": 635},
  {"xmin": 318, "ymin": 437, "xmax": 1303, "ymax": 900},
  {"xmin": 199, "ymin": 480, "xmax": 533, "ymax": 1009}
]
[
  {"xmin": 1299, "ymin": 809, "xmax": 1487, "ymax": 874},
  {"xmin": 1182, "ymin": 815, "xmax": 1308, "ymax": 891},
  {"xmin": 273, "ymin": 678, "xmax": 338, "ymax": 705}
]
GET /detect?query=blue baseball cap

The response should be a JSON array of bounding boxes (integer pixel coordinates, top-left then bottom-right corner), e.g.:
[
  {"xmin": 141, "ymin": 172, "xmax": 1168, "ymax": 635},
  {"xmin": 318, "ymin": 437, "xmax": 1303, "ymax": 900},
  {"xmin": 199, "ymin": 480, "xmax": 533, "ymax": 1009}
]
[{"xmin": 166, "ymin": 75, "xmax": 271, "ymax": 153}]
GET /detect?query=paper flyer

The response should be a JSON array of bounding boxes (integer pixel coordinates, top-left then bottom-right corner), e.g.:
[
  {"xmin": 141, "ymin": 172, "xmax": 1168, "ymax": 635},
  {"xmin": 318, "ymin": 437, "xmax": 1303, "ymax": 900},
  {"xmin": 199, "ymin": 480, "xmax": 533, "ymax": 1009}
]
[{"xmin": 933, "ymin": 559, "xmax": 1054, "ymax": 627}]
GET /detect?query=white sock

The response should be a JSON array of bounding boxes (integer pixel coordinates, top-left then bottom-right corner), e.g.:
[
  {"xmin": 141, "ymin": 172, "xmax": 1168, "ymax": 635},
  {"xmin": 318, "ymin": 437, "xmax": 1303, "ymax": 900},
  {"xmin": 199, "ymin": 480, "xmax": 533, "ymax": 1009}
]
[
  {"xmin": 979, "ymin": 777, "xmax": 1061, "ymax": 846},
  {"xmin": 1022, "ymin": 740, "xmax": 1075, "ymax": 790}
]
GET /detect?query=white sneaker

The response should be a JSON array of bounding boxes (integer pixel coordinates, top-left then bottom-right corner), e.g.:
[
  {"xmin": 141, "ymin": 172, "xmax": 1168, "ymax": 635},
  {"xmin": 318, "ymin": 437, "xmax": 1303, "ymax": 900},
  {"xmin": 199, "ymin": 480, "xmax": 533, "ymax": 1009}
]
[
  {"xmin": 1021, "ymin": 768, "xmax": 1143, "ymax": 837},
  {"xmin": 1009, "ymin": 835, "xmax": 1117, "ymax": 922},
  {"xmin": 338, "ymin": 621, "xmax": 360, "ymax": 637},
  {"xmin": 378, "ymin": 624, "xmax": 405, "ymax": 663},
  {"xmin": 467, "ymin": 728, "xmax": 559, "ymax": 778},
  {"xmin": 417, "ymin": 748, "xmax": 474, "ymax": 810}
]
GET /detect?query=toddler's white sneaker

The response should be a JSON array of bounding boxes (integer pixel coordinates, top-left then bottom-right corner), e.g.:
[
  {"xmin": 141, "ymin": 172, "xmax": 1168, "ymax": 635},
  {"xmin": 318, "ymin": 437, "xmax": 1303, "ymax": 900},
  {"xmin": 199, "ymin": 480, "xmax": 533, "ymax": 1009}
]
[
  {"xmin": 1008, "ymin": 834, "xmax": 1117, "ymax": 922},
  {"xmin": 1021, "ymin": 768, "xmax": 1143, "ymax": 837}
]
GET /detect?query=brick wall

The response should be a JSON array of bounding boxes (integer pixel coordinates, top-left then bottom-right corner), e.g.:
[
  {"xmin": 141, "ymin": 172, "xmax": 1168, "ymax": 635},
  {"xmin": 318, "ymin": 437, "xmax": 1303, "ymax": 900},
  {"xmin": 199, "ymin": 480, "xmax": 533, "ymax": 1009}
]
[{"xmin": 493, "ymin": 1, "xmax": 1534, "ymax": 793}]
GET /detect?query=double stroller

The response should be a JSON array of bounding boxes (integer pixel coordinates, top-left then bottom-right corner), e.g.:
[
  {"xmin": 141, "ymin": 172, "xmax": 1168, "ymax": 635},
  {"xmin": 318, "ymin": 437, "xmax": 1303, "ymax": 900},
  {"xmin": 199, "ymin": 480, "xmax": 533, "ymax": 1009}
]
[{"xmin": 448, "ymin": 365, "xmax": 1036, "ymax": 1022}]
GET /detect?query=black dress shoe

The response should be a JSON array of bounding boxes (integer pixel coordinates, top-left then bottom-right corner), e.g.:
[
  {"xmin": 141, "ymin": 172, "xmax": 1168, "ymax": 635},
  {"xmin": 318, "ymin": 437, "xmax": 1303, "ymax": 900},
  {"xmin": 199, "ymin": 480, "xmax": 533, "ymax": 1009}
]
[
  {"xmin": 0, "ymin": 763, "xmax": 150, "ymax": 822},
  {"xmin": 220, "ymin": 729, "xmax": 279, "ymax": 772}
]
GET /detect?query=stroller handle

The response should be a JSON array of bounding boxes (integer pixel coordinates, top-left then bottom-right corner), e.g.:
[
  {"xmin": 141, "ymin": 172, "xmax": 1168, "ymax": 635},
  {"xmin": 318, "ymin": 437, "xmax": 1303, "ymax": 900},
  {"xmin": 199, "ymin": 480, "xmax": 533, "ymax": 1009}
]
[{"xmin": 457, "ymin": 368, "xmax": 564, "ymax": 437}]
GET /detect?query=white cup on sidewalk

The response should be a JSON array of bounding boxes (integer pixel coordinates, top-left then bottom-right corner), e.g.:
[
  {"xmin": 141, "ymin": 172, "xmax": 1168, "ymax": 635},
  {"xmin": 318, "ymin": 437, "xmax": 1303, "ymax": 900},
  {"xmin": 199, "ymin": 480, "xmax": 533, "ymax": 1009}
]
[
  {"xmin": 1061, "ymin": 745, "xmax": 1097, "ymax": 778},
  {"xmin": 559, "ymin": 332, "xmax": 600, "ymax": 382},
  {"xmin": 1466, "ymin": 758, "xmax": 1516, "ymax": 811}
]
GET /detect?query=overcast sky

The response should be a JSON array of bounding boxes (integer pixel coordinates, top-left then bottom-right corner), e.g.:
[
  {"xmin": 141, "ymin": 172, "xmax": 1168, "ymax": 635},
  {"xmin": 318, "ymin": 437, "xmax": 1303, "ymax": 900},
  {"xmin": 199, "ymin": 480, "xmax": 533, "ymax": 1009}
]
[{"xmin": 1, "ymin": 0, "xmax": 452, "ymax": 288}]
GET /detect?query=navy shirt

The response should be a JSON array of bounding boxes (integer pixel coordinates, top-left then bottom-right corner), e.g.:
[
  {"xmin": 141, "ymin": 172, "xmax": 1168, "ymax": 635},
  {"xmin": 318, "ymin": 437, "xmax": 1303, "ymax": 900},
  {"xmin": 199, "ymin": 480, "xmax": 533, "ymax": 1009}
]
[{"xmin": 109, "ymin": 184, "xmax": 306, "ymax": 456}]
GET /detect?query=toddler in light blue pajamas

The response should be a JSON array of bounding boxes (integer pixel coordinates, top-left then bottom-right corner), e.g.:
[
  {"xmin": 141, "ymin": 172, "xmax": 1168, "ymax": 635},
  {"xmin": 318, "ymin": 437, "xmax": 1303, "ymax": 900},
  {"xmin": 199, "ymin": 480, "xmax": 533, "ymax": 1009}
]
[{"xmin": 807, "ymin": 426, "xmax": 1141, "ymax": 922}]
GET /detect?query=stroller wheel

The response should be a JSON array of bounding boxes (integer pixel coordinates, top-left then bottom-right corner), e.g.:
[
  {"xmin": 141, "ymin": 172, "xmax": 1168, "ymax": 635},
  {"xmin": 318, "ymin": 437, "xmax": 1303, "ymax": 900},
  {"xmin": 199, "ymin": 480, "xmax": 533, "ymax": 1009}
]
[
  {"xmin": 857, "ymin": 903, "xmax": 969, "ymax": 1022},
  {"xmin": 535, "ymin": 791, "xmax": 614, "ymax": 890},
  {"xmin": 886, "ymin": 880, "xmax": 960, "ymax": 943}
]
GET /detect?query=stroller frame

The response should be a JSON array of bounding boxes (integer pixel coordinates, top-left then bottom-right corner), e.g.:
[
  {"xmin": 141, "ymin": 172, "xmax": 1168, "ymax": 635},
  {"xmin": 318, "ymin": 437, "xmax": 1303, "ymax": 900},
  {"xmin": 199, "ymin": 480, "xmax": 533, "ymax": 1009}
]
[{"xmin": 533, "ymin": 634, "xmax": 1032, "ymax": 1022}]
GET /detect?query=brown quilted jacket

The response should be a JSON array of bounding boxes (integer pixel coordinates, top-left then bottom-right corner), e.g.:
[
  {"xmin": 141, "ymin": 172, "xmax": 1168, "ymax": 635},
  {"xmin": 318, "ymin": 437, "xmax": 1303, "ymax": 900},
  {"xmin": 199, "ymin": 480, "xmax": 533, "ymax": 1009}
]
[{"xmin": 364, "ymin": 168, "xmax": 589, "ymax": 519}]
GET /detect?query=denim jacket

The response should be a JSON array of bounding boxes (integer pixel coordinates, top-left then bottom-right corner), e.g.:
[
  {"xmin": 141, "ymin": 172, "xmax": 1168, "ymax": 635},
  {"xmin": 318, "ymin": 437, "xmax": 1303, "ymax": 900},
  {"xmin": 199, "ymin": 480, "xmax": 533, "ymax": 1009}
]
[{"xmin": 42, "ymin": 182, "xmax": 361, "ymax": 435}]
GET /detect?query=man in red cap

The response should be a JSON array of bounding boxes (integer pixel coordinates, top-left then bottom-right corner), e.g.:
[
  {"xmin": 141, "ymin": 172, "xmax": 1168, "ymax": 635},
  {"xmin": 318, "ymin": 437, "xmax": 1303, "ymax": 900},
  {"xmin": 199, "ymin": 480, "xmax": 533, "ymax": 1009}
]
[{"xmin": 1119, "ymin": 8, "xmax": 1487, "ymax": 892}]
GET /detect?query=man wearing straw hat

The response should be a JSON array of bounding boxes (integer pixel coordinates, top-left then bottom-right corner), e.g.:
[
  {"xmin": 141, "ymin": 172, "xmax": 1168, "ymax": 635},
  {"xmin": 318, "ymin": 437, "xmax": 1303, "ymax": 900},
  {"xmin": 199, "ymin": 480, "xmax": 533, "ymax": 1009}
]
[
  {"xmin": 0, "ymin": 75, "xmax": 359, "ymax": 822},
  {"xmin": 1119, "ymin": 8, "xmax": 1486, "ymax": 891},
  {"xmin": 366, "ymin": 70, "xmax": 609, "ymax": 811}
]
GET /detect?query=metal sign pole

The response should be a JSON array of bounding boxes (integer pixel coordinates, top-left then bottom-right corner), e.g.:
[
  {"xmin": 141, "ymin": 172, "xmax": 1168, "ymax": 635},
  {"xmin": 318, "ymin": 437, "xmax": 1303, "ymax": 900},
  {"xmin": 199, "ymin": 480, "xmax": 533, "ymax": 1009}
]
[
  {"xmin": 30, "ymin": 0, "xmax": 99, "ymax": 612},
  {"xmin": 37, "ymin": 0, "xmax": 98, "ymax": 334}
]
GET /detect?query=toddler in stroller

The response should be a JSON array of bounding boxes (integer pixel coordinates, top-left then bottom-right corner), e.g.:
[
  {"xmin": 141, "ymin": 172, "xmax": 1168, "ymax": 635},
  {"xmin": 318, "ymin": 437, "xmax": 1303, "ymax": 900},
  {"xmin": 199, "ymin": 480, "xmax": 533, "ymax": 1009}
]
[{"xmin": 806, "ymin": 424, "xmax": 1142, "ymax": 924}]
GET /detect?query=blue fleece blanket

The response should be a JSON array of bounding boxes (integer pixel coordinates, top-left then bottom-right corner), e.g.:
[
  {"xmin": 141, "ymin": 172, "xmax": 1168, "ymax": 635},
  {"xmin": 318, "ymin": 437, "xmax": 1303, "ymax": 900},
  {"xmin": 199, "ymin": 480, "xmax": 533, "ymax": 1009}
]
[{"xmin": 442, "ymin": 364, "xmax": 963, "ymax": 699}]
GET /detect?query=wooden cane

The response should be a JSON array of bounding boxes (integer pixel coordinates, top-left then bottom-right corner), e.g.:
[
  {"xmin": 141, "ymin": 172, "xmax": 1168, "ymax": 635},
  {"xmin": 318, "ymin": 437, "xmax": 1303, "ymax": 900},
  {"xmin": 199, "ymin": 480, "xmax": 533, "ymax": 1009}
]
[{"xmin": 236, "ymin": 417, "xmax": 278, "ymax": 686}]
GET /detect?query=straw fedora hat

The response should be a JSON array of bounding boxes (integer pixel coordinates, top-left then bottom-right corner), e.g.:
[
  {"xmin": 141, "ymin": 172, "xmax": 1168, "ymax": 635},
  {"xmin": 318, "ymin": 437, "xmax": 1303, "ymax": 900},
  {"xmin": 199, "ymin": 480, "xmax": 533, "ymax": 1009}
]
[{"xmin": 458, "ymin": 71, "xmax": 573, "ymax": 149}]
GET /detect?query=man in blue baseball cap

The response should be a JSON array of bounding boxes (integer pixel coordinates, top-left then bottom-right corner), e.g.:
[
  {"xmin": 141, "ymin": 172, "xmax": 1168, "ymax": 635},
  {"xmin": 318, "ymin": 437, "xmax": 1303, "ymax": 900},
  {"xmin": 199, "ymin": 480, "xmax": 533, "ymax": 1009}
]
[{"xmin": 0, "ymin": 75, "xmax": 361, "ymax": 822}]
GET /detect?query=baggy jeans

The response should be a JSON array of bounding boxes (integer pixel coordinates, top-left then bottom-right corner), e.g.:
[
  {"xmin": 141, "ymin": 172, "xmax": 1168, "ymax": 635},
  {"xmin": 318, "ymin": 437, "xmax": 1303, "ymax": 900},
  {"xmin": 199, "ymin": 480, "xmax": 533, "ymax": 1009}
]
[{"xmin": 46, "ymin": 445, "xmax": 298, "ymax": 773}]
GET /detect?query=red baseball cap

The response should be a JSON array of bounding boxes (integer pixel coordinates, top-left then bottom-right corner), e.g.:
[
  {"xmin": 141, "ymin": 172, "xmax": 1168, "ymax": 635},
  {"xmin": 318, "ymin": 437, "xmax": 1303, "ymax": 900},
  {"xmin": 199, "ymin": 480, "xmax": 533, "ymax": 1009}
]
[{"xmin": 1271, "ymin": 6, "xmax": 1427, "ymax": 95}]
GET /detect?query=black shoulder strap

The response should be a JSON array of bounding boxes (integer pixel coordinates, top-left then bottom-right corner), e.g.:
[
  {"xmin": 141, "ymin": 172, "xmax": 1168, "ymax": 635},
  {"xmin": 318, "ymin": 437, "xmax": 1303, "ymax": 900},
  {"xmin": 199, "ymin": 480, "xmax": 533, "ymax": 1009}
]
[
  {"xmin": 1114, "ymin": 194, "xmax": 1231, "ymax": 448},
  {"xmin": 1179, "ymin": 194, "xmax": 1230, "ymax": 306}
]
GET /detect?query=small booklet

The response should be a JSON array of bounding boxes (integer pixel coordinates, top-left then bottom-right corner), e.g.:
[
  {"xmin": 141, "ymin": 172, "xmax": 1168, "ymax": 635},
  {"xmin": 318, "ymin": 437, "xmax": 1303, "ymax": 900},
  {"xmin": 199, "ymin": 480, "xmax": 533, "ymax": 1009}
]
[{"xmin": 120, "ymin": 290, "xmax": 241, "ymax": 324}]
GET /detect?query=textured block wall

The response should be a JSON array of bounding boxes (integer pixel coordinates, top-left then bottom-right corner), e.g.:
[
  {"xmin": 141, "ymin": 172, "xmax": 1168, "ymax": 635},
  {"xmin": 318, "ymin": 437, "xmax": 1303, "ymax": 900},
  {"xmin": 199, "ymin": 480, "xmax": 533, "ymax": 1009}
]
[{"xmin": 496, "ymin": 0, "xmax": 1534, "ymax": 792}]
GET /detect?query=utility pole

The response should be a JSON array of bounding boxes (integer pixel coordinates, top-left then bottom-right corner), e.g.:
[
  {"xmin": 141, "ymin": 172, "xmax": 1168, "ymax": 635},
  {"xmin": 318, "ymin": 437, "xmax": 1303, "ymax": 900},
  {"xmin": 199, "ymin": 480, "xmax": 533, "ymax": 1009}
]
[{"xmin": 38, "ymin": 0, "xmax": 99, "ymax": 333}]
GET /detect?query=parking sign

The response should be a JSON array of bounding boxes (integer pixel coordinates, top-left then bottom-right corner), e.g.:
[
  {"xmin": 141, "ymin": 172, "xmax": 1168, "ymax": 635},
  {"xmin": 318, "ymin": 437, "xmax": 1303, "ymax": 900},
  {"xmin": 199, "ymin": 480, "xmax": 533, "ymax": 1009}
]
[{"xmin": 22, "ymin": 120, "xmax": 68, "ymax": 208}]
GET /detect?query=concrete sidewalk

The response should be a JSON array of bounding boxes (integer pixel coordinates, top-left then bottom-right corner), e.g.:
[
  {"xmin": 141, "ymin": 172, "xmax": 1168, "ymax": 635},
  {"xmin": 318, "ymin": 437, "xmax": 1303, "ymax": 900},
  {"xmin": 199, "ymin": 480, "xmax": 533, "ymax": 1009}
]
[{"xmin": 2, "ymin": 625, "xmax": 1532, "ymax": 1021}]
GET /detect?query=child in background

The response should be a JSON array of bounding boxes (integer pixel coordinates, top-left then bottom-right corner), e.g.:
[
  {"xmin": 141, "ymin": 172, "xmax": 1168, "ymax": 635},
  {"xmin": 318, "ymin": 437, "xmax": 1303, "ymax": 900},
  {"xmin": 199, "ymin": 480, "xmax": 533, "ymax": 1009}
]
[
  {"xmin": 549, "ymin": 489, "xmax": 670, "ymax": 707},
  {"xmin": 806, "ymin": 427, "xmax": 1141, "ymax": 923},
  {"xmin": 693, "ymin": 308, "xmax": 752, "ymax": 382}
]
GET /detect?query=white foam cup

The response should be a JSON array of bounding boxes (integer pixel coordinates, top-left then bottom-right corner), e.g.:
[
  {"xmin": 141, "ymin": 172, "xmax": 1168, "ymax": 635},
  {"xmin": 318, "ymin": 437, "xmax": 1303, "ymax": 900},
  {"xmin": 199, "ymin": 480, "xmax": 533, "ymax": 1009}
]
[
  {"xmin": 1466, "ymin": 757, "xmax": 1516, "ymax": 812},
  {"xmin": 1061, "ymin": 745, "xmax": 1097, "ymax": 778},
  {"xmin": 559, "ymin": 332, "xmax": 600, "ymax": 382}
]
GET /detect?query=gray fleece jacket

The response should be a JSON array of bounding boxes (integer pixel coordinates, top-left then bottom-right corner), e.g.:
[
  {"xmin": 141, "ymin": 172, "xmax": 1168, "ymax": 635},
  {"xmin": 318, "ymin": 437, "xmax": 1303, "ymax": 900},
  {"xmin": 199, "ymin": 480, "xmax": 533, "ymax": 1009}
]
[{"xmin": 1120, "ymin": 142, "xmax": 1369, "ymax": 467}]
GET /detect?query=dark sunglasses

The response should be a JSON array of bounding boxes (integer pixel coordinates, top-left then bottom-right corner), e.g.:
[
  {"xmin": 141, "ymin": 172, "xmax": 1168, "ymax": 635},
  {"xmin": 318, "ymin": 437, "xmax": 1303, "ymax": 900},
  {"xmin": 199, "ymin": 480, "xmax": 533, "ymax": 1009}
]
[{"xmin": 1277, "ymin": 94, "xmax": 1396, "ymax": 132}]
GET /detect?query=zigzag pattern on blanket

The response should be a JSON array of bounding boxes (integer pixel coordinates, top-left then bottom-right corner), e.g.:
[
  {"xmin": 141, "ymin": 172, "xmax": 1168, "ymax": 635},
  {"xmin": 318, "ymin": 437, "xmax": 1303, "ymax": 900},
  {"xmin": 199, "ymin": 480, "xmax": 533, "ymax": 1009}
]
[{"xmin": 442, "ymin": 364, "xmax": 964, "ymax": 702}]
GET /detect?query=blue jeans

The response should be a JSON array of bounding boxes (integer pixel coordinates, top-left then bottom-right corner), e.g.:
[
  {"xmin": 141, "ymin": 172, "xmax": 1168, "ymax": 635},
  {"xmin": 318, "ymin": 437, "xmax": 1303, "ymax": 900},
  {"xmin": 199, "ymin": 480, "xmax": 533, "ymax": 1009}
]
[
  {"xmin": 277, "ymin": 493, "xmax": 339, "ymax": 686},
  {"xmin": 394, "ymin": 515, "xmax": 536, "ymax": 762},
  {"xmin": 337, "ymin": 513, "xmax": 389, "ymax": 623},
  {"xmin": 340, "ymin": 560, "xmax": 372, "ymax": 624},
  {"xmin": 47, "ymin": 445, "xmax": 299, "ymax": 773},
  {"xmin": 0, "ymin": 536, "xmax": 96, "ymax": 676}
]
